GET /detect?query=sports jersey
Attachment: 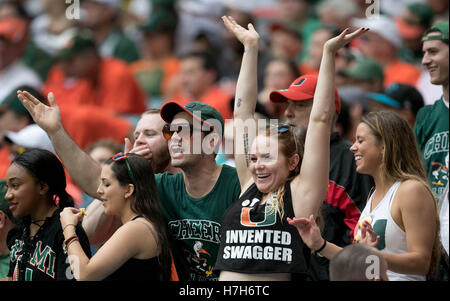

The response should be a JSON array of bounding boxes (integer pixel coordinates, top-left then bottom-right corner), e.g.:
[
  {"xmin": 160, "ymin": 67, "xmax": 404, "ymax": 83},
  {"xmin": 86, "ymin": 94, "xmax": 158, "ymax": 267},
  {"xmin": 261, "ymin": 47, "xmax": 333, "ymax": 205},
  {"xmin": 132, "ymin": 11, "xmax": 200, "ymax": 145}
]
[
  {"xmin": 0, "ymin": 253, "xmax": 9, "ymax": 279},
  {"xmin": 414, "ymin": 96, "xmax": 449, "ymax": 198},
  {"xmin": 7, "ymin": 209, "xmax": 91, "ymax": 281},
  {"xmin": 214, "ymin": 182, "xmax": 310, "ymax": 276},
  {"xmin": 155, "ymin": 164, "xmax": 241, "ymax": 281}
]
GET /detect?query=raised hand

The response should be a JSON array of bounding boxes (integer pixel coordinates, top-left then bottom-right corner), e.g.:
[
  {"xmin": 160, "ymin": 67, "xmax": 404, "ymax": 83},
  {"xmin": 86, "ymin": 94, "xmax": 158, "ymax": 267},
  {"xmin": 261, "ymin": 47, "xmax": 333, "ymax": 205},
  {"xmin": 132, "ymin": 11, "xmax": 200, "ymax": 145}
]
[
  {"xmin": 324, "ymin": 27, "xmax": 369, "ymax": 54},
  {"xmin": 222, "ymin": 15, "xmax": 259, "ymax": 49},
  {"xmin": 287, "ymin": 214, "xmax": 324, "ymax": 251},
  {"xmin": 17, "ymin": 91, "xmax": 63, "ymax": 135}
]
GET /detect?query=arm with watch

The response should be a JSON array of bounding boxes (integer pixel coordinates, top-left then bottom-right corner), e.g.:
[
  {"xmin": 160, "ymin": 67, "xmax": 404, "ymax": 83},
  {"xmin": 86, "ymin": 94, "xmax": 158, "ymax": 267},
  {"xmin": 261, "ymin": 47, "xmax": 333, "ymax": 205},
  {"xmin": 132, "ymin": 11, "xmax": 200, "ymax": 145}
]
[{"xmin": 288, "ymin": 214, "xmax": 379, "ymax": 258}]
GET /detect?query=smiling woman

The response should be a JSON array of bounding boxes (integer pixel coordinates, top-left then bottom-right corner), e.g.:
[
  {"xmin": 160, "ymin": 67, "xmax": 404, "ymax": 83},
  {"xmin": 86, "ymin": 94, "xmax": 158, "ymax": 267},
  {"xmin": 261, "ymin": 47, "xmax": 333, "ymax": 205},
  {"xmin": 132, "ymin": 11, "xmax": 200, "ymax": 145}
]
[
  {"xmin": 59, "ymin": 152, "xmax": 174, "ymax": 281},
  {"xmin": 215, "ymin": 16, "xmax": 369, "ymax": 281},
  {"xmin": 4, "ymin": 149, "xmax": 91, "ymax": 281}
]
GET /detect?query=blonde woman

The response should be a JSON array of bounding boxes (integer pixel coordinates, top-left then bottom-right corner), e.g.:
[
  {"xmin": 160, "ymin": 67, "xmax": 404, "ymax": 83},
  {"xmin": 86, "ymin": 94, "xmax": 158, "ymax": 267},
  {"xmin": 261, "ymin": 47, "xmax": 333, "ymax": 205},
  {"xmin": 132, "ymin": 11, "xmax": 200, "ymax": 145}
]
[
  {"xmin": 289, "ymin": 112, "xmax": 440, "ymax": 281},
  {"xmin": 214, "ymin": 16, "xmax": 368, "ymax": 281}
]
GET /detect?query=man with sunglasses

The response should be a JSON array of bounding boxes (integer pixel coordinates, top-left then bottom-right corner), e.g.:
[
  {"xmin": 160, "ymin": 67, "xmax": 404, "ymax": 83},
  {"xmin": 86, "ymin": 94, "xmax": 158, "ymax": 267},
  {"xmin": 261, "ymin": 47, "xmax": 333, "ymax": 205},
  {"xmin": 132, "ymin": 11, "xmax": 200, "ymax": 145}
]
[
  {"xmin": 270, "ymin": 74, "xmax": 374, "ymax": 281},
  {"xmin": 16, "ymin": 91, "xmax": 241, "ymax": 281}
]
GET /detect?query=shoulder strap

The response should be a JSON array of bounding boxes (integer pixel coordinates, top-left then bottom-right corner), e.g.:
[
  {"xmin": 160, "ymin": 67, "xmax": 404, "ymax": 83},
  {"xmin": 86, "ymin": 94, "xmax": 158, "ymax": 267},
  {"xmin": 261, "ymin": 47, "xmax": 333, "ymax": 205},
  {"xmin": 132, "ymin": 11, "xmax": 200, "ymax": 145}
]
[{"xmin": 133, "ymin": 220, "xmax": 159, "ymax": 247}]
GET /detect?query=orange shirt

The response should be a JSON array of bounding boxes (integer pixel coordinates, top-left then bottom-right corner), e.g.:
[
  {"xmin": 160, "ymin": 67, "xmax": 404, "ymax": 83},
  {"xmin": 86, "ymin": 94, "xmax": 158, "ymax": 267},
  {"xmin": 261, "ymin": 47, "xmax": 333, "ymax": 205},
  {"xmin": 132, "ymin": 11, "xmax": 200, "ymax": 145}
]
[
  {"xmin": 43, "ymin": 58, "xmax": 147, "ymax": 115},
  {"xmin": 0, "ymin": 146, "xmax": 11, "ymax": 179},
  {"xmin": 384, "ymin": 59, "xmax": 421, "ymax": 87},
  {"xmin": 60, "ymin": 105, "xmax": 132, "ymax": 149}
]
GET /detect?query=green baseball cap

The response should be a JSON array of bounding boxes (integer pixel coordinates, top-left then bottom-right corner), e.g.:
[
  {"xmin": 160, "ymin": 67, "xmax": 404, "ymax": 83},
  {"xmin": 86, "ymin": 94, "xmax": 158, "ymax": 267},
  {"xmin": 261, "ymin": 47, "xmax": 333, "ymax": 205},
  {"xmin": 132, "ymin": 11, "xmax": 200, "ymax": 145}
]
[
  {"xmin": 0, "ymin": 179, "xmax": 12, "ymax": 220},
  {"xmin": 160, "ymin": 101, "xmax": 224, "ymax": 137},
  {"xmin": 422, "ymin": 21, "xmax": 449, "ymax": 43},
  {"xmin": 139, "ymin": 11, "xmax": 177, "ymax": 34},
  {"xmin": 56, "ymin": 34, "xmax": 97, "ymax": 61},
  {"xmin": 340, "ymin": 58, "xmax": 384, "ymax": 82}
]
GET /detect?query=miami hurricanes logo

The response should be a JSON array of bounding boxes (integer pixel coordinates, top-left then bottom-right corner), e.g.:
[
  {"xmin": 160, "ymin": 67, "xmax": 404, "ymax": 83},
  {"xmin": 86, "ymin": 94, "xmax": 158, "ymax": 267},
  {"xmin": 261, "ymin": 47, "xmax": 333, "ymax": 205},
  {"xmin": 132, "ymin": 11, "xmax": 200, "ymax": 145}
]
[{"xmin": 240, "ymin": 198, "xmax": 277, "ymax": 227}]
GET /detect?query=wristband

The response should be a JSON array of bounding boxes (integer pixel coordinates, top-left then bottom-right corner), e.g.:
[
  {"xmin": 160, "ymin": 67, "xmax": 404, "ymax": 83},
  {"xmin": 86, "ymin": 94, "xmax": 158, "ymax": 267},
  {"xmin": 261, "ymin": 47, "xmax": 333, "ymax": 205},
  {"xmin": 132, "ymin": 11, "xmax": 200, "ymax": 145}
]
[
  {"xmin": 63, "ymin": 235, "xmax": 79, "ymax": 254},
  {"xmin": 314, "ymin": 240, "xmax": 327, "ymax": 257}
]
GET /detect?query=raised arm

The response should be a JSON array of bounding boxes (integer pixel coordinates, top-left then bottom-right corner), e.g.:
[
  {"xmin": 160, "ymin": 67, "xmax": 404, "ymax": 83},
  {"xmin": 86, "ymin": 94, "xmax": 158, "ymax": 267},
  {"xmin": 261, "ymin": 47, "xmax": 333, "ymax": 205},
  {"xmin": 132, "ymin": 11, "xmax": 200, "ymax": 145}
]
[
  {"xmin": 222, "ymin": 16, "xmax": 259, "ymax": 190},
  {"xmin": 17, "ymin": 91, "xmax": 101, "ymax": 197},
  {"xmin": 291, "ymin": 28, "xmax": 369, "ymax": 218}
]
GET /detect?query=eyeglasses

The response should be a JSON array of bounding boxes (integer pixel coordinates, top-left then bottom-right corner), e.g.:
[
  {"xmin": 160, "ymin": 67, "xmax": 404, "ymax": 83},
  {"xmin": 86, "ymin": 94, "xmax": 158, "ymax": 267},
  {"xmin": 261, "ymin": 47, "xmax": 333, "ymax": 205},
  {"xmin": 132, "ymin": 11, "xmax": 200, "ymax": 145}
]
[
  {"xmin": 162, "ymin": 123, "xmax": 212, "ymax": 140},
  {"xmin": 112, "ymin": 152, "xmax": 136, "ymax": 185},
  {"xmin": 268, "ymin": 124, "xmax": 299, "ymax": 155}
]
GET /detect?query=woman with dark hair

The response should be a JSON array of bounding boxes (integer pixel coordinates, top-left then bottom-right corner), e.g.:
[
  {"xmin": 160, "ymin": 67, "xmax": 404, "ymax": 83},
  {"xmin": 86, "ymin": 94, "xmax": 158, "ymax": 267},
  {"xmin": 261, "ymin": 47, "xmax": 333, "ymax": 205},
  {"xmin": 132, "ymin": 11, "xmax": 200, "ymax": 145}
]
[
  {"xmin": 289, "ymin": 111, "xmax": 440, "ymax": 281},
  {"xmin": 4, "ymin": 148, "xmax": 91, "ymax": 281},
  {"xmin": 59, "ymin": 152, "xmax": 173, "ymax": 281}
]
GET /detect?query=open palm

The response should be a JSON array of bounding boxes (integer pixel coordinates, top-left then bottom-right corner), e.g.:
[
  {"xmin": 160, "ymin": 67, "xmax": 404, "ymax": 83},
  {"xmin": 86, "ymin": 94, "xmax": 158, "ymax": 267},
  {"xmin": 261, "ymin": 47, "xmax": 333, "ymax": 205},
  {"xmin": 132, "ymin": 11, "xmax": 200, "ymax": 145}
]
[
  {"xmin": 287, "ymin": 215, "xmax": 324, "ymax": 250},
  {"xmin": 17, "ymin": 90, "xmax": 63, "ymax": 134},
  {"xmin": 324, "ymin": 27, "xmax": 369, "ymax": 53},
  {"xmin": 222, "ymin": 15, "xmax": 259, "ymax": 47}
]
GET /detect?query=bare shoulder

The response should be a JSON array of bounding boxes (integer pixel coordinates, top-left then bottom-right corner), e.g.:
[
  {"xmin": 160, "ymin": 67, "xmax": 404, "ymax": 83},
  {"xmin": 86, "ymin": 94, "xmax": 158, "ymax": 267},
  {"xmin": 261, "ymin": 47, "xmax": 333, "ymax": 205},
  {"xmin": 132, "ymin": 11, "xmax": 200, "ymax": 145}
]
[{"xmin": 396, "ymin": 179, "xmax": 435, "ymax": 209}]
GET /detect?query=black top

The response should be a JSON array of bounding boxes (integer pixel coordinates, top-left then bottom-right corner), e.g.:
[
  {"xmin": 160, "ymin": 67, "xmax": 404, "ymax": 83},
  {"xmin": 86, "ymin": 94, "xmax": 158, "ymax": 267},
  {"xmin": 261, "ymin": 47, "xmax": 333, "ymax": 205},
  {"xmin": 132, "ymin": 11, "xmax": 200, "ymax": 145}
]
[
  {"xmin": 214, "ymin": 182, "xmax": 310, "ymax": 275},
  {"xmin": 7, "ymin": 209, "xmax": 91, "ymax": 281},
  {"xmin": 104, "ymin": 257, "xmax": 162, "ymax": 281},
  {"xmin": 104, "ymin": 215, "xmax": 163, "ymax": 281}
]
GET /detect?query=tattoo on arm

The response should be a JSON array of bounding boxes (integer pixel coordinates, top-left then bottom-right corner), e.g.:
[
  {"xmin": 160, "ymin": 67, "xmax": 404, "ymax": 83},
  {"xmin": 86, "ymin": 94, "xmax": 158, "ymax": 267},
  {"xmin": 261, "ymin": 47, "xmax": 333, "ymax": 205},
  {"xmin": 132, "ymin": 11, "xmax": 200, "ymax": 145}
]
[
  {"xmin": 243, "ymin": 132, "xmax": 250, "ymax": 167},
  {"xmin": 237, "ymin": 98, "xmax": 242, "ymax": 108}
]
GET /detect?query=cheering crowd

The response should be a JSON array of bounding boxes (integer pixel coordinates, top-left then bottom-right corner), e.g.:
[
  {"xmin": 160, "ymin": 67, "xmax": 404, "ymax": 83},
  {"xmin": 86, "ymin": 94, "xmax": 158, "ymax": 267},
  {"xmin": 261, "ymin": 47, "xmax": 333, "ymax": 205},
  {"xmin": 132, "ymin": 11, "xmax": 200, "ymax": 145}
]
[{"xmin": 0, "ymin": 0, "xmax": 448, "ymax": 282}]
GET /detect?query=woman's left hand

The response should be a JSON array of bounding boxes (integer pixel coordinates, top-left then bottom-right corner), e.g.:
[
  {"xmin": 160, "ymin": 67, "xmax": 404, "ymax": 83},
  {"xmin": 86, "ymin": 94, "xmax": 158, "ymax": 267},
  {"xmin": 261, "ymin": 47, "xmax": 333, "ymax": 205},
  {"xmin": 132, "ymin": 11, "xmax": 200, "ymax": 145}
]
[
  {"xmin": 324, "ymin": 27, "xmax": 369, "ymax": 54},
  {"xmin": 60, "ymin": 207, "xmax": 83, "ymax": 229},
  {"xmin": 359, "ymin": 220, "xmax": 380, "ymax": 247}
]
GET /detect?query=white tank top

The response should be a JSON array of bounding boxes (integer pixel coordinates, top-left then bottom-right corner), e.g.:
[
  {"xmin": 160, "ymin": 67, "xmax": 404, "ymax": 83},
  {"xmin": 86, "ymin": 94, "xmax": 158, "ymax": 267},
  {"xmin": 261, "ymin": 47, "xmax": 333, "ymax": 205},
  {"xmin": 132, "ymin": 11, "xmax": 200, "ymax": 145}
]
[{"xmin": 357, "ymin": 181, "xmax": 426, "ymax": 281}]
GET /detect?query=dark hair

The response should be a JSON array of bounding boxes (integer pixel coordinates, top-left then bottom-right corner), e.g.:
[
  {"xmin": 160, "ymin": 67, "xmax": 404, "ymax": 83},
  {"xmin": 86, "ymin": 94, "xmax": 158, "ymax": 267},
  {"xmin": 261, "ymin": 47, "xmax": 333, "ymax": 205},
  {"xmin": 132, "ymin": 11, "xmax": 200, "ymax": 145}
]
[
  {"xmin": 11, "ymin": 148, "xmax": 74, "ymax": 209},
  {"xmin": 105, "ymin": 153, "xmax": 172, "ymax": 281},
  {"xmin": 266, "ymin": 56, "xmax": 301, "ymax": 79},
  {"xmin": 423, "ymin": 27, "xmax": 449, "ymax": 45},
  {"xmin": 179, "ymin": 50, "xmax": 218, "ymax": 74}
]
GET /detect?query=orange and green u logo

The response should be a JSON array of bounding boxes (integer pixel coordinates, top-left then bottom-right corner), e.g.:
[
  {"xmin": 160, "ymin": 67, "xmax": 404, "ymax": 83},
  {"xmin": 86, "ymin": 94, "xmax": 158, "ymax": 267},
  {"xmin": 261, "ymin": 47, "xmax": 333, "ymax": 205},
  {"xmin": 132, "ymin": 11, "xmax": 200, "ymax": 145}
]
[{"xmin": 240, "ymin": 204, "xmax": 277, "ymax": 227}]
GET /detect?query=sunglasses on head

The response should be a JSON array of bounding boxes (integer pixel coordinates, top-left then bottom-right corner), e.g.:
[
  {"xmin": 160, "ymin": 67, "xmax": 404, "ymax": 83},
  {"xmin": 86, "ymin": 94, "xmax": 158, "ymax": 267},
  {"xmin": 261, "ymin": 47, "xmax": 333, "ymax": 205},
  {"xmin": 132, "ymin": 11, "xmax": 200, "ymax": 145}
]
[
  {"xmin": 112, "ymin": 152, "xmax": 136, "ymax": 185},
  {"xmin": 267, "ymin": 124, "xmax": 299, "ymax": 154},
  {"xmin": 162, "ymin": 123, "xmax": 213, "ymax": 140}
]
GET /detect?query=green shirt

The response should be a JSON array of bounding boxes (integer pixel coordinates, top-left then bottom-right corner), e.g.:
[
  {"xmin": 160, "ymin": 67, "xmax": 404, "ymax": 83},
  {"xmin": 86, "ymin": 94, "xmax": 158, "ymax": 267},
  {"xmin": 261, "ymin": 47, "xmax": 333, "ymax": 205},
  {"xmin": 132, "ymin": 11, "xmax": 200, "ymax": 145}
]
[
  {"xmin": 155, "ymin": 165, "xmax": 241, "ymax": 281},
  {"xmin": 414, "ymin": 97, "xmax": 449, "ymax": 198},
  {"xmin": 0, "ymin": 253, "xmax": 9, "ymax": 279},
  {"xmin": 100, "ymin": 29, "xmax": 140, "ymax": 63}
]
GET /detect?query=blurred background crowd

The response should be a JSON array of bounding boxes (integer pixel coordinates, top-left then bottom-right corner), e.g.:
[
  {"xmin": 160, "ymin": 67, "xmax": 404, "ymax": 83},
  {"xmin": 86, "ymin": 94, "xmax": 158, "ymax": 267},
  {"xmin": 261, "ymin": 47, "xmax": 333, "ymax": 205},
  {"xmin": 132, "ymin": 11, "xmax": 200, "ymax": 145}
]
[{"xmin": 0, "ymin": 0, "xmax": 448, "ymax": 205}]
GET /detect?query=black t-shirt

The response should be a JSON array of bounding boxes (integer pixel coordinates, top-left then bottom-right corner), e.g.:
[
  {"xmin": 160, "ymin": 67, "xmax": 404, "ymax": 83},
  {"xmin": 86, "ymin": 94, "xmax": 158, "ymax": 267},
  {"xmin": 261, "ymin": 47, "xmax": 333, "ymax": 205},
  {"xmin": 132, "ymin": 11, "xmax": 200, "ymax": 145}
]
[
  {"xmin": 214, "ymin": 182, "xmax": 310, "ymax": 275},
  {"xmin": 7, "ymin": 209, "xmax": 91, "ymax": 281}
]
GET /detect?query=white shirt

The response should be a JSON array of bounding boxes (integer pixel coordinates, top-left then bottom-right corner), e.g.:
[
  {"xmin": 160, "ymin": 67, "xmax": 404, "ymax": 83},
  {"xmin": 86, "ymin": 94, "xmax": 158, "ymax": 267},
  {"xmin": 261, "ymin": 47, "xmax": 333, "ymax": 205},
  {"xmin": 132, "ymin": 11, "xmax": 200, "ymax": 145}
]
[{"xmin": 0, "ymin": 60, "xmax": 42, "ymax": 103}]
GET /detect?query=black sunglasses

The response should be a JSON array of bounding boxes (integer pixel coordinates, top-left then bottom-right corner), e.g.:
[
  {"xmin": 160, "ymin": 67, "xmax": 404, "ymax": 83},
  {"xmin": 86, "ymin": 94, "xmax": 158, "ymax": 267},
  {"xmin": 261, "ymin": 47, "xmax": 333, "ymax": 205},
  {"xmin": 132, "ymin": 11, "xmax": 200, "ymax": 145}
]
[
  {"xmin": 162, "ymin": 123, "xmax": 212, "ymax": 140},
  {"xmin": 267, "ymin": 124, "xmax": 299, "ymax": 154}
]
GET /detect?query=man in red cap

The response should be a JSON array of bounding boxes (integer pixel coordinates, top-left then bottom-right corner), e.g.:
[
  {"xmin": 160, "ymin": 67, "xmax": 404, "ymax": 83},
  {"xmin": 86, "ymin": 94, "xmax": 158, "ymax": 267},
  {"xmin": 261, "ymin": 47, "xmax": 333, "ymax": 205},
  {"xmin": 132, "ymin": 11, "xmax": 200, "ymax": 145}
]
[{"xmin": 270, "ymin": 74, "xmax": 374, "ymax": 281}]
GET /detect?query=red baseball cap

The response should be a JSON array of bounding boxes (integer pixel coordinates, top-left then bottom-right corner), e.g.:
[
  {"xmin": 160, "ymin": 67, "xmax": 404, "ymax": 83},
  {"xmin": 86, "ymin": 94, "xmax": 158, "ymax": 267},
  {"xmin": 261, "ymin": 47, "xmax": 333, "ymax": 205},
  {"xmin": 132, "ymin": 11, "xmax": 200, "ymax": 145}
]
[
  {"xmin": 269, "ymin": 74, "xmax": 341, "ymax": 114},
  {"xmin": 0, "ymin": 17, "xmax": 27, "ymax": 43}
]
